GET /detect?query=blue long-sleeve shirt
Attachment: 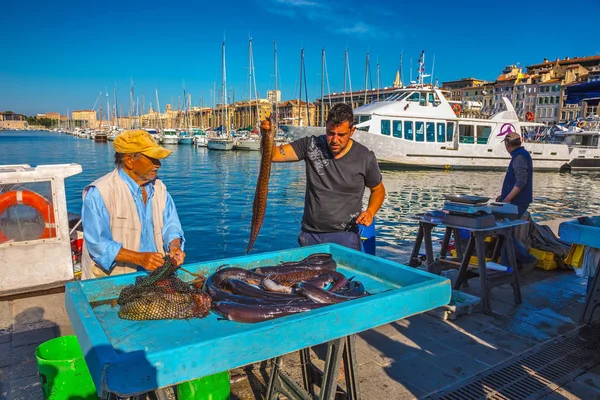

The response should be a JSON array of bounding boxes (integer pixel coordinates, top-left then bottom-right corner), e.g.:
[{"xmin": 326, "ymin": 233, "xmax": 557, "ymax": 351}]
[{"xmin": 81, "ymin": 168, "xmax": 185, "ymax": 271}]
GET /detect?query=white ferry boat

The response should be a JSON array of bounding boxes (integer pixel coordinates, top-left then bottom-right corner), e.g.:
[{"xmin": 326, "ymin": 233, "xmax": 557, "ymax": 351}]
[
  {"xmin": 282, "ymin": 69, "xmax": 599, "ymax": 172},
  {"xmin": 282, "ymin": 90, "xmax": 576, "ymax": 171}
]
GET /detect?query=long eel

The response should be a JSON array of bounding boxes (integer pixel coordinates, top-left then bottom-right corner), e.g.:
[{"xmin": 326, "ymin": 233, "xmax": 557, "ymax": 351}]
[
  {"xmin": 296, "ymin": 282, "xmax": 368, "ymax": 304},
  {"xmin": 246, "ymin": 120, "xmax": 276, "ymax": 253},
  {"xmin": 213, "ymin": 301, "xmax": 327, "ymax": 323}
]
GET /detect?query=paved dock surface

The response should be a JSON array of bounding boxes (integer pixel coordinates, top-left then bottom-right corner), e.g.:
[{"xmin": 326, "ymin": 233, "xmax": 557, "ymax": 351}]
[{"xmin": 2, "ymin": 266, "xmax": 599, "ymax": 400}]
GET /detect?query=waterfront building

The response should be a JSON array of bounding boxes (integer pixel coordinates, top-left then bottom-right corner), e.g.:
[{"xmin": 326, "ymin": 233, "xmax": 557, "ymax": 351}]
[
  {"xmin": 441, "ymin": 78, "xmax": 488, "ymax": 101},
  {"xmin": 71, "ymin": 110, "xmax": 97, "ymax": 128},
  {"xmin": 278, "ymin": 100, "xmax": 316, "ymax": 127},
  {"xmin": 536, "ymin": 79, "xmax": 562, "ymax": 125},
  {"xmin": 267, "ymin": 90, "xmax": 281, "ymax": 104},
  {"xmin": 0, "ymin": 111, "xmax": 27, "ymax": 129},
  {"xmin": 231, "ymin": 99, "xmax": 272, "ymax": 129}
]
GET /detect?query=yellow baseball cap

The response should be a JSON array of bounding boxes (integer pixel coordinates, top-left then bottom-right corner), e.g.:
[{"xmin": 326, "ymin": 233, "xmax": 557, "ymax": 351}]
[{"xmin": 114, "ymin": 130, "xmax": 172, "ymax": 159}]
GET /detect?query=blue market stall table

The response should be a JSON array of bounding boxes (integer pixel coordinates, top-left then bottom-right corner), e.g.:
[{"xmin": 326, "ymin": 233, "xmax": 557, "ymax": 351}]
[
  {"xmin": 559, "ymin": 216, "xmax": 600, "ymax": 324},
  {"xmin": 409, "ymin": 218, "xmax": 526, "ymax": 314},
  {"xmin": 65, "ymin": 244, "xmax": 450, "ymax": 399}
]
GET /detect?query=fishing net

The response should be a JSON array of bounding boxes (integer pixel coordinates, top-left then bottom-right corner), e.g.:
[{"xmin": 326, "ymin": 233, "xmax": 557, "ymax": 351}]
[{"xmin": 117, "ymin": 256, "xmax": 212, "ymax": 321}]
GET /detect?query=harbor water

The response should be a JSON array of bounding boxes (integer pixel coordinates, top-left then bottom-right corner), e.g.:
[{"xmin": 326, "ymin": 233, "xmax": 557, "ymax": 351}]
[{"xmin": 2, "ymin": 130, "xmax": 600, "ymax": 264}]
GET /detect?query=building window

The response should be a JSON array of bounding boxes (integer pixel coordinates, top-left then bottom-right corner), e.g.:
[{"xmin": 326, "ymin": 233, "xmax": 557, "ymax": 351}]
[
  {"xmin": 381, "ymin": 120, "xmax": 390, "ymax": 135},
  {"xmin": 404, "ymin": 121, "xmax": 414, "ymax": 140},
  {"xmin": 392, "ymin": 120, "xmax": 402, "ymax": 138},
  {"xmin": 415, "ymin": 122, "xmax": 424, "ymax": 142}
]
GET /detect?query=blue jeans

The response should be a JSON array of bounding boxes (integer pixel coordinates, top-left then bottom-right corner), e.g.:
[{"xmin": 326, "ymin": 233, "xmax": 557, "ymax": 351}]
[
  {"xmin": 298, "ymin": 229, "xmax": 362, "ymax": 252},
  {"xmin": 501, "ymin": 204, "xmax": 537, "ymax": 267}
]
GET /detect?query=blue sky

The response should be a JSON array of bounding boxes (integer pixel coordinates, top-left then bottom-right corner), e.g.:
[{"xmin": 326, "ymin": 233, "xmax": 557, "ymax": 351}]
[{"xmin": 1, "ymin": 0, "xmax": 599, "ymax": 116}]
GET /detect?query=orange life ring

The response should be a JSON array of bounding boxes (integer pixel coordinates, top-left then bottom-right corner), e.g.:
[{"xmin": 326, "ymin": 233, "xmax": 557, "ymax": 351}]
[
  {"xmin": 525, "ymin": 112, "xmax": 535, "ymax": 122},
  {"xmin": 451, "ymin": 104, "xmax": 462, "ymax": 115},
  {"xmin": 0, "ymin": 190, "xmax": 56, "ymax": 242}
]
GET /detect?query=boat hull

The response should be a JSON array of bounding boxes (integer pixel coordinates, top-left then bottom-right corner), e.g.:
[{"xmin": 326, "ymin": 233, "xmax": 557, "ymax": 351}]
[
  {"xmin": 161, "ymin": 137, "xmax": 179, "ymax": 145},
  {"xmin": 234, "ymin": 140, "xmax": 260, "ymax": 151},
  {"xmin": 179, "ymin": 137, "xmax": 193, "ymax": 145},
  {"xmin": 280, "ymin": 125, "xmax": 572, "ymax": 171},
  {"xmin": 207, "ymin": 139, "xmax": 234, "ymax": 151}
]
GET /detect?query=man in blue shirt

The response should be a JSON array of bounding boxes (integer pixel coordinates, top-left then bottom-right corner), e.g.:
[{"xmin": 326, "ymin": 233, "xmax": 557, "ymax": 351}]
[
  {"xmin": 498, "ymin": 131, "xmax": 537, "ymax": 274},
  {"xmin": 81, "ymin": 130, "xmax": 185, "ymax": 279}
]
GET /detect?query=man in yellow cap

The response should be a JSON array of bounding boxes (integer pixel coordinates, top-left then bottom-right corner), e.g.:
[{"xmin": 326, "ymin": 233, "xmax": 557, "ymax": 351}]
[{"xmin": 81, "ymin": 129, "xmax": 185, "ymax": 279}]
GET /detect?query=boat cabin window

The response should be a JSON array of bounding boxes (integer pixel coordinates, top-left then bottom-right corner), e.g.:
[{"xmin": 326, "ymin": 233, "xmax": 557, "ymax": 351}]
[
  {"xmin": 404, "ymin": 121, "xmax": 414, "ymax": 140},
  {"xmin": 447, "ymin": 122, "xmax": 455, "ymax": 142},
  {"xmin": 356, "ymin": 115, "xmax": 371, "ymax": 124},
  {"xmin": 415, "ymin": 122, "xmax": 425, "ymax": 142},
  {"xmin": 476, "ymin": 126, "xmax": 492, "ymax": 144},
  {"xmin": 381, "ymin": 120, "xmax": 391, "ymax": 136},
  {"xmin": 437, "ymin": 123, "xmax": 446, "ymax": 142},
  {"xmin": 357, "ymin": 125, "xmax": 369, "ymax": 132},
  {"xmin": 426, "ymin": 122, "xmax": 435, "ymax": 142},
  {"xmin": 392, "ymin": 121, "xmax": 402, "ymax": 138},
  {"xmin": 459, "ymin": 125, "xmax": 475, "ymax": 144},
  {"xmin": 407, "ymin": 92, "xmax": 421, "ymax": 102}
]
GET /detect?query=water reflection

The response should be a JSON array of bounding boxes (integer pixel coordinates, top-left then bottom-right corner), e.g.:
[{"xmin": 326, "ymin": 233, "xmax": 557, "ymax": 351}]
[{"xmin": 1, "ymin": 131, "xmax": 599, "ymax": 265}]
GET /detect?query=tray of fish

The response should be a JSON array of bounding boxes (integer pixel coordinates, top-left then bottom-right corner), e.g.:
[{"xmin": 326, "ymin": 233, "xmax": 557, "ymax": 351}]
[{"xmin": 65, "ymin": 243, "xmax": 450, "ymax": 397}]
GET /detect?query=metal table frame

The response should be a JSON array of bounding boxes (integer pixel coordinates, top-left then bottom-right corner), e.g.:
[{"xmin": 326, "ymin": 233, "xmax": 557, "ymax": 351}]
[
  {"xmin": 409, "ymin": 219, "xmax": 526, "ymax": 314},
  {"xmin": 266, "ymin": 335, "xmax": 360, "ymax": 400}
]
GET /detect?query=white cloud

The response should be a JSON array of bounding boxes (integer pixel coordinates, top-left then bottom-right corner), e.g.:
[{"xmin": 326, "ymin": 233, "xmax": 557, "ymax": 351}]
[
  {"xmin": 274, "ymin": 0, "xmax": 322, "ymax": 7},
  {"xmin": 337, "ymin": 22, "xmax": 387, "ymax": 39}
]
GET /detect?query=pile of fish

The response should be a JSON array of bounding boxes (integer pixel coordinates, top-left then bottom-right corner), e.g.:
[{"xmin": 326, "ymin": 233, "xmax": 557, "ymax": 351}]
[
  {"xmin": 207, "ymin": 253, "xmax": 369, "ymax": 323},
  {"xmin": 117, "ymin": 256, "xmax": 212, "ymax": 321}
]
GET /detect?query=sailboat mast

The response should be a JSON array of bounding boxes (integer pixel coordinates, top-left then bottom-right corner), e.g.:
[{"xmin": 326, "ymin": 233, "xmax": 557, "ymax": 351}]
[
  {"xmin": 303, "ymin": 51, "xmax": 310, "ymax": 126},
  {"xmin": 105, "ymin": 90, "xmax": 111, "ymax": 128},
  {"xmin": 250, "ymin": 40, "xmax": 259, "ymax": 128},
  {"xmin": 155, "ymin": 88, "xmax": 163, "ymax": 132},
  {"xmin": 364, "ymin": 53, "xmax": 369, "ymax": 105},
  {"xmin": 377, "ymin": 62, "xmax": 380, "ymax": 101},
  {"xmin": 273, "ymin": 40, "xmax": 278, "ymax": 129},
  {"xmin": 99, "ymin": 91, "xmax": 103, "ymax": 130},
  {"xmin": 347, "ymin": 51, "xmax": 353, "ymax": 107},
  {"xmin": 343, "ymin": 49, "xmax": 347, "ymax": 103},
  {"xmin": 321, "ymin": 48, "xmax": 325, "ymax": 127},
  {"xmin": 222, "ymin": 40, "xmax": 228, "ymax": 135},
  {"xmin": 298, "ymin": 48, "xmax": 303, "ymax": 126}
]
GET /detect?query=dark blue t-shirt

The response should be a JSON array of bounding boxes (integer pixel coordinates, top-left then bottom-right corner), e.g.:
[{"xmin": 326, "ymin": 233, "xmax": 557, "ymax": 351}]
[{"xmin": 290, "ymin": 135, "xmax": 382, "ymax": 233}]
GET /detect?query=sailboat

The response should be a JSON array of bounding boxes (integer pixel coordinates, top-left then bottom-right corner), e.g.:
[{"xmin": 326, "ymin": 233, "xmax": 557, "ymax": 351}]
[
  {"xmin": 208, "ymin": 40, "xmax": 234, "ymax": 151},
  {"xmin": 235, "ymin": 38, "xmax": 262, "ymax": 151},
  {"xmin": 179, "ymin": 91, "xmax": 194, "ymax": 144}
]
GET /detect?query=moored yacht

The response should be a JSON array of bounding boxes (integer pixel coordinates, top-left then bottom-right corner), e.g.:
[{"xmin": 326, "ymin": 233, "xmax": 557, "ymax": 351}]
[{"xmin": 161, "ymin": 129, "xmax": 179, "ymax": 145}]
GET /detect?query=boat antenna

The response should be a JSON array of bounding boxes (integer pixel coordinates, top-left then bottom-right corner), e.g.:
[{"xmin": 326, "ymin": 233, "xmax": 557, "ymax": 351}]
[{"xmin": 431, "ymin": 54, "xmax": 436, "ymax": 86}]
